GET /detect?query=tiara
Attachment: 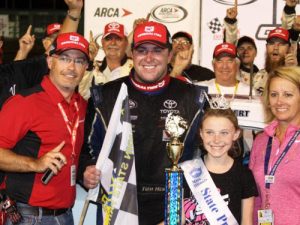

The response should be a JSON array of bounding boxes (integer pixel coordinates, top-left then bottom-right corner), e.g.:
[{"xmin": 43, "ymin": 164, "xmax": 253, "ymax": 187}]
[{"xmin": 204, "ymin": 92, "xmax": 231, "ymax": 110}]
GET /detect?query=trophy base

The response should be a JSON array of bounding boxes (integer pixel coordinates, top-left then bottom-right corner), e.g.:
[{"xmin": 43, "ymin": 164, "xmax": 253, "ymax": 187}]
[{"xmin": 164, "ymin": 169, "xmax": 183, "ymax": 225}]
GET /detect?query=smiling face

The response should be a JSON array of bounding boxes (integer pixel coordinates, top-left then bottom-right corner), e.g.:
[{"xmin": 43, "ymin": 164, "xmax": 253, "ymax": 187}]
[
  {"xmin": 102, "ymin": 34, "xmax": 128, "ymax": 60},
  {"xmin": 213, "ymin": 56, "xmax": 239, "ymax": 86},
  {"xmin": 268, "ymin": 77, "xmax": 300, "ymax": 126},
  {"xmin": 47, "ymin": 49, "xmax": 88, "ymax": 96},
  {"xmin": 132, "ymin": 43, "xmax": 172, "ymax": 83},
  {"xmin": 200, "ymin": 116, "xmax": 240, "ymax": 159}
]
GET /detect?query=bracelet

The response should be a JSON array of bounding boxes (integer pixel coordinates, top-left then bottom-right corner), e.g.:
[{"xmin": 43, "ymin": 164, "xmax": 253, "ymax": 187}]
[{"xmin": 67, "ymin": 10, "xmax": 81, "ymax": 22}]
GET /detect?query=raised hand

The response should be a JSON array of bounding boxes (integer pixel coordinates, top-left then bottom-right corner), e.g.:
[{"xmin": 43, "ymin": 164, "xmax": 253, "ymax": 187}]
[
  {"xmin": 64, "ymin": 0, "xmax": 83, "ymax": 12},
  {"xmin": 133, "ymin": 13, "xmax": 151, "ymax": 30},
  {"xmin": 170, "ymin": 44, "xmax": 194, "ymax": 78},
  {"xmin": 285, "ymin": 51, "xmax": 298, "ymax": 66},
  {"xmin": 14, "ymin": 25, "xmax": 35, "ymax": 60},
  {"xmin": 226, "ymin": 0, "xmax": 238, "ymax": 19},
  {"xmin": 89, "ymin": 30, "xmax": 100, "ymax": 61}
]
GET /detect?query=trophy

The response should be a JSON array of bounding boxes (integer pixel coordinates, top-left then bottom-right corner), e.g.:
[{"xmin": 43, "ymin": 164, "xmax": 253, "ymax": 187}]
[{"xmin": 164, "ymin": 113, "xmax": 188, "ymax": 225}]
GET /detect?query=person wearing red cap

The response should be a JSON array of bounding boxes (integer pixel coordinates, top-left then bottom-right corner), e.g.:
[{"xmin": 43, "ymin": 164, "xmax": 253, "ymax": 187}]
[
  {"xmin": 80, "ymin": 21, "xmax": 207, "ymax": 225},
  {"xmin": 169, "ymin": 31, "xmax": 214, "ymax": 83},
  {"xmin": 197, "ymin": 42, "xmax": 256, "ymax": 162},
  {"xmin": 223, "ymin": 2, "xmax": 300, "ymax": 96},
  {"xmin": 0, "ymin": 31, "xmax": 89, "ymax": 225},
  {"xmin": 79, "ymin": 22, "xmax": 133, "ymax": 100},
  {"xmin": 42, "ymin": 23, "xmax": 62, "ymax": 51},
  {"xmin": 0, "ymin": 0, "xmax": 84, "ymax": 110},
  {"xmin": 222, "ymin": 5, "xmax": 261, "ymax": 91},
  {"xmin": 13, "ymin": 23, "xmax": 61, "ymax": 62},
  {"xmin": 253, "ymin": 27, "xmax": 297, "ymax": 95},
  {"xmin": 197, "ymin": 42, "xmax": 253, "ymax": 97},
  {"xmin": 100, "ymin": 21, "xmax": 131, "ymax": 77}
]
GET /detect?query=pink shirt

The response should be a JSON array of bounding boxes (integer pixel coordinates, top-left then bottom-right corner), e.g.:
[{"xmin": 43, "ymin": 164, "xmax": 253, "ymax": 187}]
[{"xmin": 249, "ymin": 120, "xmax": 300, "ymax": 225}]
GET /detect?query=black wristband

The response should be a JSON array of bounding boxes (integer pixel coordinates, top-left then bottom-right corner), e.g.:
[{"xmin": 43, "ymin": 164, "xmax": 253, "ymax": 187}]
[
  {"xmin": 67, "ymin": 10, "xmax": 81, "ymax": 22},
  {"xmin": 224, "ymin": 17, "xmax": 237, "ymax": 25},
  {"xmin": 284, "ymin": 5, "xmax": 296, "ymax": 15}
]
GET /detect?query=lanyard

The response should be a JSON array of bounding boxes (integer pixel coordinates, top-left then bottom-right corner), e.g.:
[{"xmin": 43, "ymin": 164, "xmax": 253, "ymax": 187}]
[
  {"xmin": 215, "ymin": 81, "xmax": 239, "ymax": 97},
  {"xmin": 264, "ymin": 130, "xmax": 300, "ymax": 189},
  {"xmin": 57, "ymin": 102, "xmax": 80, "ymax": 163}
]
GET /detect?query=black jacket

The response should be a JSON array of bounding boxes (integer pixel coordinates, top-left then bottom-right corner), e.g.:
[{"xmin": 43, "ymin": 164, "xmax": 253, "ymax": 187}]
[{"xmin": 79, "ymin": 73, "xmax": 207, "ymax": 225}]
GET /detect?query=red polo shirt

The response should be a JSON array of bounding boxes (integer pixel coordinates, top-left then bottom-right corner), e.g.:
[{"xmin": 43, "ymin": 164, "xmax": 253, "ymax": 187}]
[{"xmin": 0, "ymin": 76, "xmax": 87, "ymax": 209}]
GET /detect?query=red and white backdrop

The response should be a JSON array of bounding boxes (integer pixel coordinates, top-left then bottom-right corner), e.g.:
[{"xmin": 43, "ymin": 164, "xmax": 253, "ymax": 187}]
[
  {"xmin": 200, "ymin": 0, "xmax": 299, "ymax": 70},
  {"xmin": 85, "ymin": 0, "xmax": 300, "ymax": 70},
  {"xmin": 84, "ymin": 0, "xmax": 200, "ymax": 64}
]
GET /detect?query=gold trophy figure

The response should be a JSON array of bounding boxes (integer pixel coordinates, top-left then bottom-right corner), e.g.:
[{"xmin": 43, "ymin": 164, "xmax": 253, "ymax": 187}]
[{"xmin": 164, "ymin": 113, "xmax": 188, "ymax": 225}]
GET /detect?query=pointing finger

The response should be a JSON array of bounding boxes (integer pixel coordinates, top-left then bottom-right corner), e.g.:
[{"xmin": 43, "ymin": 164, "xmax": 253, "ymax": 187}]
[
  {"xmin": 234, "ymin": 0, "xmax": 238, "ymax": 11},
  {"xmin": 26, "ymin": 25, "xmax": 32, "ymax": 35},
  {"xmin": 52, "ymin": 141, "xmax": 65, "ymax": 153},
  {"xmin": 146, "ymin": 13, "xmax": 151, "ymax": 21},
  {"xmin": 90, "ymin": 30, "xmax": 94, "ymax": 42}
]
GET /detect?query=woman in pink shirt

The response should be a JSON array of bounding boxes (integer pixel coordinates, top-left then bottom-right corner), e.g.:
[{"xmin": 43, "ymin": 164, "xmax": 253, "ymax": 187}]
[{"xmin": 249, "ymin": 66, "xmax": 300, "ymax": 225}]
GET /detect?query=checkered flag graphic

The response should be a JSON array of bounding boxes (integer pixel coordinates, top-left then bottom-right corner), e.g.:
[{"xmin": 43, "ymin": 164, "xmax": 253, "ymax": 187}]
[
  {"xmin": 87, "ymin": 83, "xmax": 139, "ymax": 225},
  {"xmin": 207, "ymin": 18, "xmax": 222, "ymax": 34}
]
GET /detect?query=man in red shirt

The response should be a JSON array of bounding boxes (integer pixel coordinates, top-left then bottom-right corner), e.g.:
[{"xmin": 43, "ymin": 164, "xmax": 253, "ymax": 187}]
[{"xmin": 0, "ymin": 32, "xmax": 89, "ymax": 225}]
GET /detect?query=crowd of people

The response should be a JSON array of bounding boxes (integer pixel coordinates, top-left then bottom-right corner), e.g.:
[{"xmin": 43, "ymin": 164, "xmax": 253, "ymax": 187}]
[{"xmin": 0, "ymin": 0, "xmax": 300, "ymax": 225}]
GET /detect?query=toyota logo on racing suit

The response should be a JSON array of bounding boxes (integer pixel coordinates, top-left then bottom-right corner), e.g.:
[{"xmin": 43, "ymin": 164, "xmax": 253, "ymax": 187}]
[{"xmin": 163, "ymin": 100, "xmax": 177, "ymax": 109}]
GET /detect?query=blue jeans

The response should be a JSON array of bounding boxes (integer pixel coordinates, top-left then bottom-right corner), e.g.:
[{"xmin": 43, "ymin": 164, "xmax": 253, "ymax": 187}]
[{"xmin": 5, "ymin": 203, "xmax": 74, "ymax": 225}]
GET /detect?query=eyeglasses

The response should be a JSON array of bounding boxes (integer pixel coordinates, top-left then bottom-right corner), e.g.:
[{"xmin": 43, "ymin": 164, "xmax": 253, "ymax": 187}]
[
  {"xmin": 52, "ymin": 55, "xmax": 88, "ymax": 67},
  {"xmin": 133, "ymin": 47, "xmax": 165, "ymax": 56},
  {"xmin": 172, "ymin": 39, "xmax": 190, "ymax": 46}
]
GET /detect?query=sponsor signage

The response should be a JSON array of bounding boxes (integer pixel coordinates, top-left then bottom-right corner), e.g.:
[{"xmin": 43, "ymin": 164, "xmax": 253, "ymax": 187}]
[
  {"xmin": 84, "ymin": 0, "xmax": 200, "ymax": 64},
  {"xmin": 150, "ymin": 4, "xmax": 188, "ymax": 23}
]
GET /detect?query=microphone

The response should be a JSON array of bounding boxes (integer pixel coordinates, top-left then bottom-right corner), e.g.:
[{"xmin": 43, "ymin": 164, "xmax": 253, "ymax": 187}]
[
  {"xmin": 41, "ymin": 168, "xmax": 54, "ymax": 185},
  {"xmin": 41, "ymin": 159, "xmax": 63, "ymax": 185}
]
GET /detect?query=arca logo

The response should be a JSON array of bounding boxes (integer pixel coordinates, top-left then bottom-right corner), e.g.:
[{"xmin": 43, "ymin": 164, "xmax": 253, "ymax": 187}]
[
  {"xmin": 151, "ymin": 4, "xmax": 187, "ymax": 23},
  {"xmin": 94, "ymin": 8, "xmax": 132, "ymax": 17}
]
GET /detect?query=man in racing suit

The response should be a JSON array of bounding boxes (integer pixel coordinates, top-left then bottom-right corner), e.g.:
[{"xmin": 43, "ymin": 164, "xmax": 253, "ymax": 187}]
[{"xmin": 79, "ymin": 21, "xmax": 207, "ymax": 225}]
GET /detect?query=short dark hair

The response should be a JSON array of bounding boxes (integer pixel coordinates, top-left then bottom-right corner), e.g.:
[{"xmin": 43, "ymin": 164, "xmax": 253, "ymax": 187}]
[{"xmin": 237, "ymin": 36, "xmax": 257, "ymax": 50}]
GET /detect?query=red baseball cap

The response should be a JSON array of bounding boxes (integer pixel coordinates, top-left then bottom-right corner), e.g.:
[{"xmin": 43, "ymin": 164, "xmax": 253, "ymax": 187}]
[
  {"xmin": 103, "ymin": 22, "xmax": 126, "ymax": 39},
  {"xmin": 132, "ymin": 21, "xmax": 171, "ymax": 49},
  {"xmin": 49, "ymin": 32, "xmax": 89, "ymax": 60},
  {"xmin": 213, "ymin": 42, "xmax": 237, "ymax": 58},
  {"xmin": 267, "ymin": 27, "xmax": 289, "ymax": 43},
  {"xmin": 46, "ymin": 23, "xmax": 61, "ymax": 36}
]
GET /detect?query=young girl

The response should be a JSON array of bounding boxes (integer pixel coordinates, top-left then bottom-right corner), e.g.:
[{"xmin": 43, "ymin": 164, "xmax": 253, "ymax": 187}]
[{"xmin": 183, "ymin": 108, "xmax": 258, "ymax": 225}]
